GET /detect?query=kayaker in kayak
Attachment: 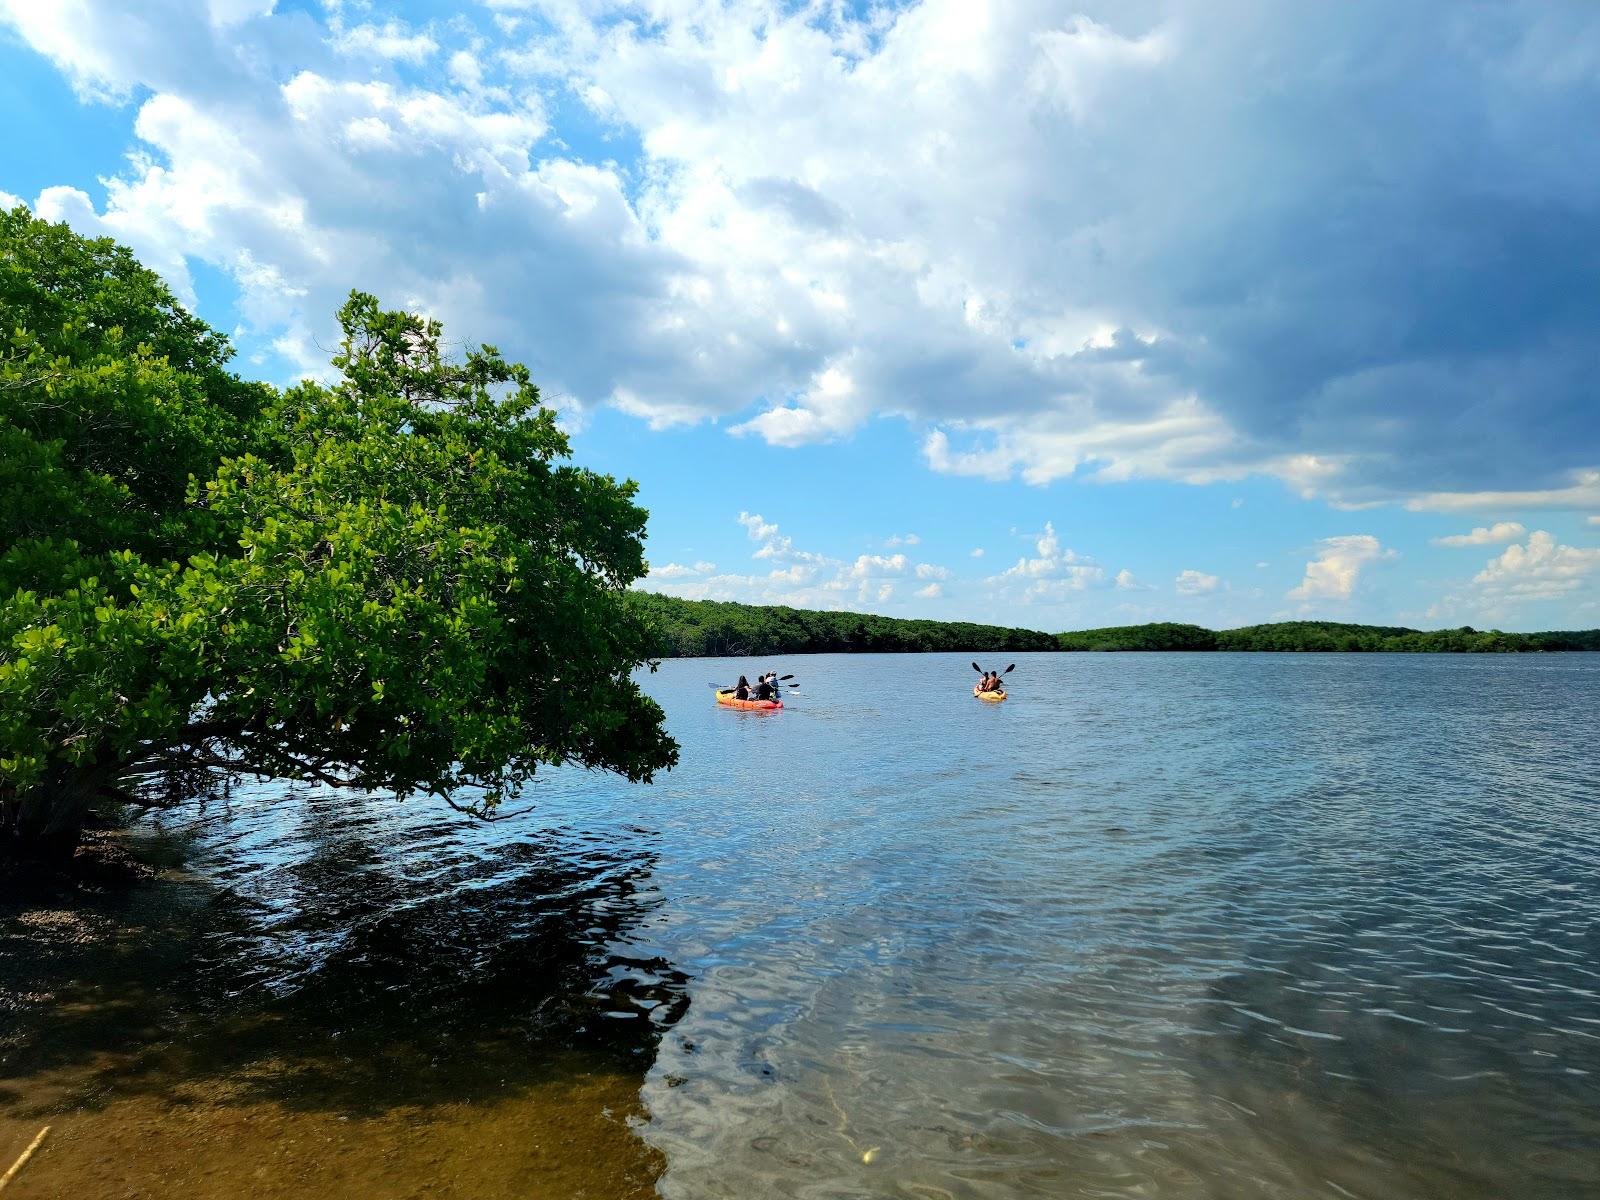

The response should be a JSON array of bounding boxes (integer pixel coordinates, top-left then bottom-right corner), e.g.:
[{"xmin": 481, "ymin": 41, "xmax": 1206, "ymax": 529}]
[
  {"xmin": 733, "ymin": 675, "xmax": 752, "ymax": 700},
  {"xmin": 753, "ymin": 674, "xmax": 776, "ymax": 701}
]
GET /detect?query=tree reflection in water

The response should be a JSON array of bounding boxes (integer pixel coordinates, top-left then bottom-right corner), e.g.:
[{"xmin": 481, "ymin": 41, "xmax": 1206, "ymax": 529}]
[{"xmin": 0, "ymin": 787, "xmax": 688, "ymax": 1199}]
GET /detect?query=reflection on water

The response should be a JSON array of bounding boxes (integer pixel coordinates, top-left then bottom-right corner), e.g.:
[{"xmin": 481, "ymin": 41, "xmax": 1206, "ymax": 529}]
[
  {"xmin": 0, "ymin": 788, "xmax": 688, "ymax": 1198},
  {"xmin": 3, "ymin": 652, "xmax": 1598, "ymax": 1198}
]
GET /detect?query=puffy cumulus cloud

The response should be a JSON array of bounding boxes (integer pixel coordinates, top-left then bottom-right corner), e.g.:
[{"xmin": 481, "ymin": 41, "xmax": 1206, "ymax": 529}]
[
  {"xmin": 6, "ymin": 1, "xmax": 1599, "ymax": 504},
  {"xmin": 1472, "ymin": 531, "xmax": 1600, "ymax": 602},
  {"xmin": 2, "ymin": 3, "xmax": 739, "ymax": 413},
  {"xmin": 544, "ymin": 0, "xmax": 1600, "ymax": 501},
  {"xmin": 653, "ymin": 512, "xmax": 956, "ymax": 609},
  {"xmin": 1114, "ymin": 568, "xmax": 1152, "ymax": 591},
  {"xmin": 741, "ymin": 511, "xmax": 829, "ymax": 571},
  {"xmin": 731, "ymin": 362, "xmax": 864, "ymax": 447},
  {"xmin": 989, "ymin": 522, "xmax": 1105, "ymax": 603},
  {"xmin": 330, "ymin": 20, "xmax": 439, "ymax": 65},
  {"xmin": 1174, "ymin": 569, "xmax": 1219, "ymax": 595},
  {"xmin": 647, "ymin": 560, "xmax": 717, "ymax": 580},
  {"xmin": 998, "ymin": 523, "xmax": 1086, "ymax": 579},
  {"xmin": 737, "ymin": 512, "xmax": 779, "ymax": 542},
  {"xmin": 1432, "ymin": 522, "xmax": 1526, "ymax": 547},
  {"xmin": 849, "ymin": 553, "xmax": 909, "ymax": 579},
  {"xmin": 1287, "ymin": 535, "xmax": 1396, "ymax": 602},
  {"xmin": 885, "ymin": 533, "xmax": 921, "ymax": 548}
]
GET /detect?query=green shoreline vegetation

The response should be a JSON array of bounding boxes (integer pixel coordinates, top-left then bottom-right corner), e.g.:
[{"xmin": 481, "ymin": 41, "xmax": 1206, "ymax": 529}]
[
  {"xmin": 629, "ymin": 594, "xmax": 1600, "ymax": 658},
  {"xmin": 1, "ymin": 208, "xmax": 675, "ymax": 869}
]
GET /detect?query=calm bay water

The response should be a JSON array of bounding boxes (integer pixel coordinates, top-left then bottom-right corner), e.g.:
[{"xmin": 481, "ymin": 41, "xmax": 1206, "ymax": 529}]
[{"xmin": 3, "ymin": 652, "xmax": 1597, "ymax": 1198}]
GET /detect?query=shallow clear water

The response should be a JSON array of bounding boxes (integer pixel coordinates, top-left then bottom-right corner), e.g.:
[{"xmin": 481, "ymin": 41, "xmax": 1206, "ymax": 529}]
[{"xmin": 4, "ymin": 652, "xmax": 1598, "ymax": 1198}]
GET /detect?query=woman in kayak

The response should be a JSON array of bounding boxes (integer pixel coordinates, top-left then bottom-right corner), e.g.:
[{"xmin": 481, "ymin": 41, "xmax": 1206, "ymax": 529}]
[{"xmin": 733, "ymin": 675, "xmax": 752, "ymax": 700}]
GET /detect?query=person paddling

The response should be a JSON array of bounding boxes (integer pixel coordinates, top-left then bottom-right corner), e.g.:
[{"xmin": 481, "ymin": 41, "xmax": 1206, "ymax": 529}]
[{"xmin": 732, "ymin": 675, "xmax": 752, "ymax": 701}]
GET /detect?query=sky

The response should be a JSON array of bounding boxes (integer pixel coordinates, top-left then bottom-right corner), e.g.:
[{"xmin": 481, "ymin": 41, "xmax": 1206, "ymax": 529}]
[{"xmin": 2, "ymin": 0, "xmax": 1597, "ymax": 632}]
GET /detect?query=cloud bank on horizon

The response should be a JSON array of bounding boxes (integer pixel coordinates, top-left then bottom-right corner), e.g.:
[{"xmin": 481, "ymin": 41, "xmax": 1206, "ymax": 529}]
[{"xmin": 2, "ymin": 0, "xmax": 1597, "ymax": 628}]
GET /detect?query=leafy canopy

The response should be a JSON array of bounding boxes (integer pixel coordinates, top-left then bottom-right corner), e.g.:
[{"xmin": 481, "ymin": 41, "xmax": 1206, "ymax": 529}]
[{"xmin": 1, "ymin": 206, "xmax": 676, "ymax": 821}]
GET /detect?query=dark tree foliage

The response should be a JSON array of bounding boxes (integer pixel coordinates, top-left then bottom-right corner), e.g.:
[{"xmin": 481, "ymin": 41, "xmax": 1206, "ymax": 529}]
[
  {"xmin": 628, "ymin": 594, "xmax": 1057, "ymax": 657},
  {"xmin": 1211, "ymin": 621, "xmax": 1596, "ymax": 653},
  {"xmin": 1056, "ymin": 623, "xmax": 1218, "ymax": 651},
  {"xmin": 1058, "ymin": 620, "xmax": 1600, "ymax": 653},
  {"xmin": 632, "ymin": 596, "xmax": 1596, "ymax": 658},
  {"xmin": 1, "ymin": 208, "xmax": 676, "ymax": 868}
]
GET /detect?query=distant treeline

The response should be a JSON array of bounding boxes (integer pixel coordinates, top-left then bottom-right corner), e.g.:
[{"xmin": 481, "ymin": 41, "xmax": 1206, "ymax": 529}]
[
  {"xmin": 628, "ymin": 594, "xmax": 1056, "ymax": 657},
  {"xmin": 630, "ymin": 594, "xmax": 1600, "ymax": 658},
  {"xmin": 1057, "ymin": 620, "xmax": 1600, "ymax": 653}
]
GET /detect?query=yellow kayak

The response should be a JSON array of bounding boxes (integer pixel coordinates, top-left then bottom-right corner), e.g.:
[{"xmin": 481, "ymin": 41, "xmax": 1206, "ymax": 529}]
[{"xmin": 973, "ymin": 686, "xmax": 1007, "ymax": 702}]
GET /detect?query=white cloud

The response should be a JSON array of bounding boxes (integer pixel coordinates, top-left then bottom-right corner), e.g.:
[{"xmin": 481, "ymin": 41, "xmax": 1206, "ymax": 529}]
[
  {"xmin": 7, "ymin": 0, "xmax": 1596, "ymax": 510},
  {"xmin": 1472, "ymin": 531, "xmax": 1600, "ymax": 601},
  {"xmin": 1407, "ymin": 471, "xmax": 1600, "ymax": 514},
  {"xmin": 1587, "ymin": 515, "xmax": 1600, "ymax": 526},
  {"xmin": 1287, "ymin": 535, "xmax": 1395, "ymax": 601},
  {"xmin": 1114, "ymin": 568, "xmax": 1153, "ymax": 591},
  {"xmin": 850, "ymin": 553, "xmax": 909, "ymax": 579},
  {"xmin": 1000, "ymin": 522, "xmax": 1082, "ymax": 578},
  {"xmin": 737, "ymin": 512, "xmax": 780, "ymax": 543},
  {"xmin": 986, "ymin": 522, "xmax": 1105, "ymax": 604},
  {"xmin": 766, "ymin": 563, "xmax": 819, "ymax": 586},
  {"xmin": 885, "ymin": 533, "xmax": 921, "ymax": 547},
  {"xmin": 730, "ymin": 362, "xmax": 863, "ymax": 447},
  {"xmin": 648, "ymin": 561, "xmax": 716, "ymax": 580},
  {"xmin": 1432, "ymin": 522, "xmax": 1526, "ymax": 547},
  {"xmin": 1175, "ymin": 569, "xmax": 1218, "ymax": 595},
  {"xmin": 970, "ymin": 547, "xmax": 985, "ymax": 558},
  {"xmin": 649, "ymin": 513, "xmax": 956, "ymax": 611},
  {"xmin": 920, "ymin": 399, "xmax": 1258, "ymax": 488},
  {"xmin": 330, "ymin": 21, "xmax": 439, "ymax": 64}
]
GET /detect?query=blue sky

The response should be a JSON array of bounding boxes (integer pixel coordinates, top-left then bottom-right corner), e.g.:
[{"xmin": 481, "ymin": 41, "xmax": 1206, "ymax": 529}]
[{"xmin": 3, "ymin": 0, "xmax": 1597, "ymax": 631}]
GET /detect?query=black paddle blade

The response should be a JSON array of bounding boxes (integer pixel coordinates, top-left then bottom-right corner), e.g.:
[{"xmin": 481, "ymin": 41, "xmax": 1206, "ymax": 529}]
[
  {"xmin": 779, "ymin": 674, "xmax": 795, "ymax": 680},
  {"xmin": 971, "ymin": 662, "xmax": 983, "ymax": 673},
  {"xmin": 1004, "ymin": 663, "xmax": 1016, "ymax": 674}
]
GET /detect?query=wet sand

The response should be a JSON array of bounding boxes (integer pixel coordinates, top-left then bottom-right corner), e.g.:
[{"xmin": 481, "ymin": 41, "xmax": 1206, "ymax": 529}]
[{"xmin": 0, "ymin": 1062, "xmax": 658, "ymax": 1200}]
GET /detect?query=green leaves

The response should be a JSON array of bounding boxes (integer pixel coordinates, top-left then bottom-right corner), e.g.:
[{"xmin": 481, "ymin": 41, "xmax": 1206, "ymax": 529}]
[{"xmin": 2, "ymin": 207, "xmax": 677, "ymax": 850}]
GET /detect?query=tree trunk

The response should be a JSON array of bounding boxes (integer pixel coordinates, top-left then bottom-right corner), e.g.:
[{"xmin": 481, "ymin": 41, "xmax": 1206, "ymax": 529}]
[{"xmin": 0, "ymin": 766, "xmax": 106, "ymax": 870}]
